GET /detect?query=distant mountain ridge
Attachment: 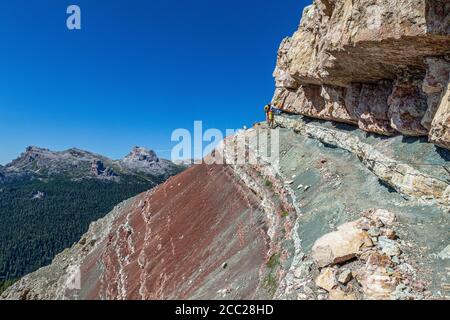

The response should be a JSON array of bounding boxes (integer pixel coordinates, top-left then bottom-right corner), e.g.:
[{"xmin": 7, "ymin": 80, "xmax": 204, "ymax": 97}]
[
  {"xmin": 0, "ymin": 146, "xmax": 185, "ymax": 289},
  {"xmin": 1, "ymin": 146, "xmax": 184, "ymax": 185}
]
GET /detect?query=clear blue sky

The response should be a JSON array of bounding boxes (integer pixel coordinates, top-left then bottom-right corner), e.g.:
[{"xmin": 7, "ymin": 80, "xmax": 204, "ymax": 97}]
[{"xmin": 0, "ymin": 0, "xmax": 308, "ymax": 164}]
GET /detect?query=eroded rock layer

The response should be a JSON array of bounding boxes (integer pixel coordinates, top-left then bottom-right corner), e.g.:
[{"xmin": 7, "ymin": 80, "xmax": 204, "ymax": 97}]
[
  {"xmin": 2, "ymin": 121, "xmax": 449, "ymax": 300},
  {"xmin": 1, "ymin": 164, "xmax": 276, "ymax": 300},
  {"xmin": 272, "ymin": 0, "xmax": 450, "ymax": 145}
]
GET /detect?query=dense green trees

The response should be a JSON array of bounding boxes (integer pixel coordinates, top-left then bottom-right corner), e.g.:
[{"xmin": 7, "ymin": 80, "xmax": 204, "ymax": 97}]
[
  {"xmin": 0, "ymin": 175, "xmax": 153, "ymax": 289},
  {"xmin": 0, "ymin": 279, "xmax": 17, "ymax": 295}
]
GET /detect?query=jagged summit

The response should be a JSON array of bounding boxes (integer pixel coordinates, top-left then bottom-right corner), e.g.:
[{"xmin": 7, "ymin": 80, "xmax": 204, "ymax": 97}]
[
  {"xmin": 116, "ymin": 146, "xmax": 179, "ymax": 177},
  {"xmin": 5, "ymin": 146, "xmax": 111, "ymax": 178},
  {"xmin": 122, "ymin": 146, "xmax": 159, "ymax": 164}
]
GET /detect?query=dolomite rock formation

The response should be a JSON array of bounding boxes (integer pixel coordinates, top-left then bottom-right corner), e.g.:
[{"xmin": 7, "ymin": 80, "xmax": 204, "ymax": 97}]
[
  {"xmin": 272, "ymin": 0, "xmax": 450, "ymax": 145},
  {"xmin": 2, "ymin": 121, "xmax": 448, "ymax": 300},
  {"xmin": 2, "ymin": 1, "xmax": 449, "ymax": 301}
]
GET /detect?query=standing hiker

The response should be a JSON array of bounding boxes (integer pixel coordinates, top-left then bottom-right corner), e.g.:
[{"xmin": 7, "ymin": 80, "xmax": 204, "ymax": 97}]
[{"xmin": 268, "ymin": 108, "xmax": 275, "ymax": 129}]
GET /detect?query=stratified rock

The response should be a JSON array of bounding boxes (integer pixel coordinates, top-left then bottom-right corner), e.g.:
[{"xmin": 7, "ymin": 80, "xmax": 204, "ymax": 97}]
[
  {"xmin": 274, "ymin": 84, "xmax": 357, "ymax": 125},
  {"xmin": 272, "ymin": 0, "xmax": 450, "ymax": 147},
  {"xmin": 274, "ymin": 0, "xmax": 450, "ymax": 87},
  {"xmin": 311, "ymin": 220, "xmax": 373, "ymax": 268},
  {"xmin": 276, "ymin": 115, "xmax": 450, "ymax": 205}
]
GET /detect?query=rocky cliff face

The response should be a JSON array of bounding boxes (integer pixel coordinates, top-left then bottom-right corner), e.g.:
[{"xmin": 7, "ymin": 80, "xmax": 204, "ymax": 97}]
[
  {"xmin": 272, "ymin": 0, "xmax": 450, "ymax": 145},
  {"xmin": 1, "ymin": 0, "xmax": 449, "ymax": 301}
]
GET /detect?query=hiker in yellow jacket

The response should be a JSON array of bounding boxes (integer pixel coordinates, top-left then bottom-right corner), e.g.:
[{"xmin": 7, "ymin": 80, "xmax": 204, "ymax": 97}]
[
  {"xmin": 264, "ymin": 103, "xmax": 276, "ymax": 128},
  {"xmin": 268, "ymin": 109, "xmax": 274, "ymax": 129}
]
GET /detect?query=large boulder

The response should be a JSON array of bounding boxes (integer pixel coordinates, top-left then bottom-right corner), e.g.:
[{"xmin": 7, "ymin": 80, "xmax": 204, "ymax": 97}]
[{"xmin": 311, "ymin": 220, "xmax": 374, "ymax": 268}]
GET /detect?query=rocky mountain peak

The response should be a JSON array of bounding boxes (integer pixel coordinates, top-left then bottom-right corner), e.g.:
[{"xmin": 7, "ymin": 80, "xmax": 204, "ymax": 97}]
[
  {"xmin": 10, "ymin": 146, "xmax": 53, "ymax": 167},
  {"xmin": 9, "ymin": 146, "xmax": 100, "ymax": 168},
  {"xmin": 123, "ymin": 146, "xmax": 159, "ymax": 164},
  {"xmin": 0, "ymin": 145, "xmax": 183, "ymax": 183}
]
